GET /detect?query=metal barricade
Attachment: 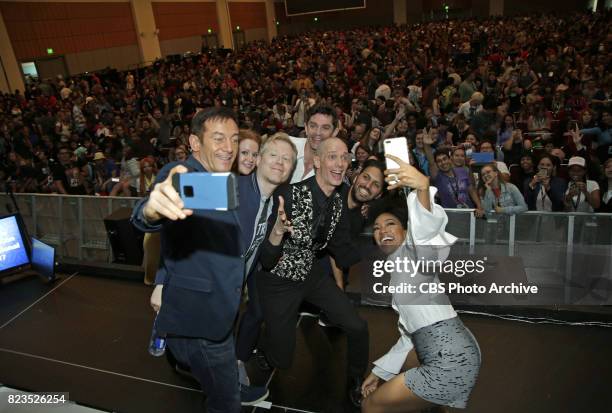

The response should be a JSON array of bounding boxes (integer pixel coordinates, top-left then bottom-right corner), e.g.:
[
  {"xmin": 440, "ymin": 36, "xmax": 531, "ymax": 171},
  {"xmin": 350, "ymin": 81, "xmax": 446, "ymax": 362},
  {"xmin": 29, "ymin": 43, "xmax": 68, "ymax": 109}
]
[{"xmin": 2, "ymin": 194, "xmax": 611, "ymax": 304}]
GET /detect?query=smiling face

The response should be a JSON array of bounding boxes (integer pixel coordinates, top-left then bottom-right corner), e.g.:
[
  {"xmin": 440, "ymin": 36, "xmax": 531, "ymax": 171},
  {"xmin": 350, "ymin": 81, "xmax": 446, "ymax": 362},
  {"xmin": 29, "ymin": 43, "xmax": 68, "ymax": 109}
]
[
  {"xmin": 190, "ymin": 118, "xmax": 239, "ymax": 172},
  {"xmin": 305, "ymin": 113, "xmax": 335, "ymax": 152},
  {"xmin": 314, "ymin": 138, "xmax": 350, "ymax": 195},
  {"xmin": 174, "ymin": 147, "xmax": 188, "ymax": 161},
  {"xmin": 257, "ymin": 140, "xmax": 295, "ymax": 186},
  {"xmin": 435, "ymin": 152, "xmax": 453, "ymax": 173},
  {"xmin": 480, "ymin": 164, "xmax": 498, "ymax": 186},
  {"xmin": 520, "ymin": 155, "xmax": 533, "ymax": 172},
  {"xmin": 568, "ymin": 165, "xmax": 585, "ymax": 182},
  {"xmin": 373, "ymin": 213, "xmax": 407, "ymax": 255},
  {"xmin": 451, "ymin": 148, "xmax": 466, "ymax": 167},
  {"xmin": 538, "ymin": 157, "xmax": 554, "ymax": 174},
  {"xmin": 238, "ymin": 139, "xmax": 259, "ymax": 175},
  {"xmin": 142, "ymin": 161, "xmax": 154, "ymax": 177},
  {"xmin": 355, "ymin": 146, "xmax": 369, "ymax": 163},
  {"xmin": 581, "ymin": 111, "xmax": 593, "ymax": 125},
  {"xmin": 352, "ymin": 166, "xmax": 384, "ymax": 203},
  {"xmin": 370, "ymin": 128, "xmax": 382, "ymax": 142}
]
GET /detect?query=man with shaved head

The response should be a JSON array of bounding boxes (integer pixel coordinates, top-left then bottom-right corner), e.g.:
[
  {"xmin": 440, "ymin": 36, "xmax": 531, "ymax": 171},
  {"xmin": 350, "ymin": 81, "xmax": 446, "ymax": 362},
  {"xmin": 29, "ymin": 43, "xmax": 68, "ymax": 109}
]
[{"xmin": 256, "ymin": 136, "xmax": 369, "ymax": 407}]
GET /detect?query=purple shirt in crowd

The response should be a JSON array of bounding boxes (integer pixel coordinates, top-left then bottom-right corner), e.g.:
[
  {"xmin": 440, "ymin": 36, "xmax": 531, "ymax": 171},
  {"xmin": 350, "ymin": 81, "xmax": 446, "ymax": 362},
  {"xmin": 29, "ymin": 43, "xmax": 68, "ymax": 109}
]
[{"xmin": 433, "ymin": 167, "xmax": 474, "ymax": 208}]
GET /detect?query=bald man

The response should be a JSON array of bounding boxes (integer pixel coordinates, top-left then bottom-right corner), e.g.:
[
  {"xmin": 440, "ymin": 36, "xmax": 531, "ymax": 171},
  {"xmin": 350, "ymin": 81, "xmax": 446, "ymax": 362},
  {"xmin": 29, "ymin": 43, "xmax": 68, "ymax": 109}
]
[{"xmin": 257, "ymin": 137, "xmax": 369, "ymax": 407}]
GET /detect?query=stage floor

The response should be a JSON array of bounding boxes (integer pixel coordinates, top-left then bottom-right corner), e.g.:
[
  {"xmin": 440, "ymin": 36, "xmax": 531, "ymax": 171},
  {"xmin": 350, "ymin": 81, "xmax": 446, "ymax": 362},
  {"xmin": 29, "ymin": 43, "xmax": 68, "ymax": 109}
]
[{"xmin": 1, "ymin": 272, "xmax": 611, "ymax": 413}]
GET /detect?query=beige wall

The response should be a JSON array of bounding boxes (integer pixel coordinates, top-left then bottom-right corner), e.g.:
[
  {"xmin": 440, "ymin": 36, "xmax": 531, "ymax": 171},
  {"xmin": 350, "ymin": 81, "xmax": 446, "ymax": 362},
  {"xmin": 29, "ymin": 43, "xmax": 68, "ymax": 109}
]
[
  {"xmin": 0, "ymin": 59, "xmax": 10, "ymax": 93},
  {"xmin": 264, "ymin": 0, "xmax": 276, "ymax": 41},
  {"xmin": 131, "ymin": 0, "xmax": 162, "ymax": 64},
  {"xmin": 393, "ymin": 0, "xmax": 407, "ymax": 25},
  {"xmin": 244, "ymin": 27, "xmax": 267, "ymax": 43},
  {"xmin": 0, "ymin": 7, "xmax": 24, "ymax": 92},
  {"xmin": 160, "ymin": 35, "xmax": 201, "ymax": 57},
  {"xmin": 490, "ymin": 0, "xmax": 504, "ymax": 15},
  {"xmin": 65, "ymin": 44, "xmax": 140, "ymax": 75}
]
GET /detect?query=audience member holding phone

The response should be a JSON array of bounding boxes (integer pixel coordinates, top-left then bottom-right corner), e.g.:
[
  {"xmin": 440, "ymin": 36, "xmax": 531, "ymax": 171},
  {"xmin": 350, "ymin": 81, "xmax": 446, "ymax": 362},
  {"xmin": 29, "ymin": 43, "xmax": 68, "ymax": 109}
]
[
  {"xmin": 564, "ymin": 156, "xmax": 600, "ymax": 212},
  {"xmin": 361, "ymin": 155, "xmax": 481, "ymax": 412},
  {"xmin": 524, "ymin": 155, "xmax": 568, "ymax": 211}
]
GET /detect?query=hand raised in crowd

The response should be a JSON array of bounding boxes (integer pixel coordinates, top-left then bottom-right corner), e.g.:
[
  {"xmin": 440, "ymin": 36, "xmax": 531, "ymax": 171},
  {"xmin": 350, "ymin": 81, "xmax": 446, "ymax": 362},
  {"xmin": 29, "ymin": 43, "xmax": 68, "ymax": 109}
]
[
  {"xmin": 422, "ymin": 129, "xmax": 436, "ymax": 146},
  {"xmin": 361, "ymin": 372, "xmax": 380, "ymax": 398},
  {"xmin": 143, "ymin": 165, "xmax": 193, "ymax": 222},
  {"xmin": 570, "ymin": 124, "xmax": 583, "ymax": 145},
  {"xmin": 360, "ymin": 203, "xmax": 370, "ymax": 219},
  {"xmin": 395, "ymin": 105, "xmax": 406, "ymax": 120}
]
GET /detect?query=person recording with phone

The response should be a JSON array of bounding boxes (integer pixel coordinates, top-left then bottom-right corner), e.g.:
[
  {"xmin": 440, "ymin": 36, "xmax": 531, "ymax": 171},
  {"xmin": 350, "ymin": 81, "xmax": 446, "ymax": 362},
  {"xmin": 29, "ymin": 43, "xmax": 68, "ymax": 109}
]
[
  {"xmin": 524, "ymin": 154, "xmax": 567, "ymax": 211},
  {"xmin": 563, "ymin": 156, "xmax": 600, "ymax": 213},
  {"xmin": 361, "ymin": 154, "xmax": 481, "ymax": 413},
  {"xmin": 131, "ymin": 107, "xmax": 268, "ymax": 412}
]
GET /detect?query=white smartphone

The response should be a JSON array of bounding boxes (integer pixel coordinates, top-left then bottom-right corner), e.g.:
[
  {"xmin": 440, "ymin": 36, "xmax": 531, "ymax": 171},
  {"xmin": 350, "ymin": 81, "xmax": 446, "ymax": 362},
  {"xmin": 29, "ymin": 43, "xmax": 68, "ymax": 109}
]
[
  {"xmin": 383, "ymin": 137, "xmax": 410, "ymax": 170},
  {"xmin": 384, "ymin": 137, "xmax": 410, "ymax": 186}
]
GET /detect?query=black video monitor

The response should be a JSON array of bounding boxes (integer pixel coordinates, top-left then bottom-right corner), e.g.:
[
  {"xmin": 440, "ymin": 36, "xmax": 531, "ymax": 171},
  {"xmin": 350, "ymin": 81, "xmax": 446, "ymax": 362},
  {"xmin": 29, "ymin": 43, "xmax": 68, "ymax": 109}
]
[{"xmin": 31, "ymin": 238, "xmax": 56, "ymax": 281}]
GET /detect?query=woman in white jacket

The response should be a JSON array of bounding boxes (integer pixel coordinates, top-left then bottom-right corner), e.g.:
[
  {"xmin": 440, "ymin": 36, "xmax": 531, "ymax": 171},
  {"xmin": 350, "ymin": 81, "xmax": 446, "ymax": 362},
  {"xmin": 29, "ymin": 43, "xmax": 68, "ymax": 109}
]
[{"xmin": 361, "ymin": 155, "xmax": 481, "ymax": 412}]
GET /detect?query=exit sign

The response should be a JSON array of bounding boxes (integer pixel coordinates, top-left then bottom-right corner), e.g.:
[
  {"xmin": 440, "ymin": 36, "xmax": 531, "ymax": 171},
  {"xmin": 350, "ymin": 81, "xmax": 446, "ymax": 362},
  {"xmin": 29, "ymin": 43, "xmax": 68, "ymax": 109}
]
[{"xmin": 46, "ymin": 48, "xmax": 54, "ymax": 55}]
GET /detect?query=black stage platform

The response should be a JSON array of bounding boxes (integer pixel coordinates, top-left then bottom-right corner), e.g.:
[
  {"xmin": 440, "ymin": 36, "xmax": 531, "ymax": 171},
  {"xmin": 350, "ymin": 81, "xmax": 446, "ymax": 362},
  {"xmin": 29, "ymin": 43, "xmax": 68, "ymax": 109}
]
[{"xmin": 1, "ymin": 273, "xmax": 611, "ymax": 413}]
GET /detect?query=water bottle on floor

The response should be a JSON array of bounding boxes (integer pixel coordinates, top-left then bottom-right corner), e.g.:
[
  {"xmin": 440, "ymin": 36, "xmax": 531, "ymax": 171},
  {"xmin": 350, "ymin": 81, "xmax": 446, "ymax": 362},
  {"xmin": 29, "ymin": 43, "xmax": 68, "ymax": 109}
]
[{"xmin": 148, "ymin": 316, "xmax": 166, "ymax": 357}]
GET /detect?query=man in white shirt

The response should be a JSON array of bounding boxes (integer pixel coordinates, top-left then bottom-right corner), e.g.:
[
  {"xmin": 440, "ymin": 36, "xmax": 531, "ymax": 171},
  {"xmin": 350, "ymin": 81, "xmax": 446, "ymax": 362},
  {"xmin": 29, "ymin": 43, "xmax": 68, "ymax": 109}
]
[
  {"xmin": 293, "ymin": 89, "xmax": 316, "ymax": 128},
  {"xmin": 458, "ymin": 92, "xmax": 484, "ymax": 121},
  {"xmin": 289, "ymin": 104, "xmax": 339, "ymax": 183}
]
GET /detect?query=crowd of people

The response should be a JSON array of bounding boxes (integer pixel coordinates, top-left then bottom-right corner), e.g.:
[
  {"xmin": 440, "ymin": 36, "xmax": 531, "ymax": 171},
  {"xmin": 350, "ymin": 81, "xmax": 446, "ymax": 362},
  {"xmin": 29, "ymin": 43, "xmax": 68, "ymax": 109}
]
[
  {"xmin": 1, "ymin": 11, "xmax": 610, "ymax": 212},
  {"xmin": 0, "ymin": 8, "xmax": 603, "ymax": 412}
]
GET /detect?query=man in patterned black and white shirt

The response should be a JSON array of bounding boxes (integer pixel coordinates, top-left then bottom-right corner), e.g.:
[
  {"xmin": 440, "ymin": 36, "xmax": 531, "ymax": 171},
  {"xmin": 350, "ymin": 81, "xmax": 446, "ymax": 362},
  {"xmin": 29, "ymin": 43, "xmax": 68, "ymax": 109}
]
[{"xmin": 257, "ymin": 137, "xmax": 369, "ymax": 407}]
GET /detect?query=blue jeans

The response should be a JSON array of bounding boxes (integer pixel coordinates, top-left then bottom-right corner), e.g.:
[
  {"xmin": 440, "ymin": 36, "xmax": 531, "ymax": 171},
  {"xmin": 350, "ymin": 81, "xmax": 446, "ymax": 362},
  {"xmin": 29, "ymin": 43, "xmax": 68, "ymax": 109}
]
[{"xmin": 167, "ymin": 334, "xmax": 240, "ymax": 413}]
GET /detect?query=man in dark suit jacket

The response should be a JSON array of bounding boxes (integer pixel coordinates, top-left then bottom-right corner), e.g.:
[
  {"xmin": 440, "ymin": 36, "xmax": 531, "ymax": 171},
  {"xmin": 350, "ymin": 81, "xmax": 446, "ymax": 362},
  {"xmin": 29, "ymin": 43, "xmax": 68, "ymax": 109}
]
[{"xmin": 131, "ymin": 107, "xmax": 262, "ymax": 412}]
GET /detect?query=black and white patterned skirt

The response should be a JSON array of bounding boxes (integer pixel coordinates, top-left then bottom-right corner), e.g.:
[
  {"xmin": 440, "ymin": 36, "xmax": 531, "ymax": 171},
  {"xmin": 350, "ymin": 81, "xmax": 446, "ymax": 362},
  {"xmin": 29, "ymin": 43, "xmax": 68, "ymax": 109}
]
[{"xmin": 404, "ymin": 316, "xmax": 481, "ymax": 409}]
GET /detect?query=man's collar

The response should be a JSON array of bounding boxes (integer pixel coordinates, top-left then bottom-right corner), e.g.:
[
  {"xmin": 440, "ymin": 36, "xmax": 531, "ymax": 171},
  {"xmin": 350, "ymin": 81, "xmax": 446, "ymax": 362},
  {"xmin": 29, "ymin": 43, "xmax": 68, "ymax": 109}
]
[
  {"xmin": 185, "ymin": 155, "xmax": 207, "ymax": 172},
  {"xmin": 307, "ymin": 175, "xmax": 339, "ymax": 203}
]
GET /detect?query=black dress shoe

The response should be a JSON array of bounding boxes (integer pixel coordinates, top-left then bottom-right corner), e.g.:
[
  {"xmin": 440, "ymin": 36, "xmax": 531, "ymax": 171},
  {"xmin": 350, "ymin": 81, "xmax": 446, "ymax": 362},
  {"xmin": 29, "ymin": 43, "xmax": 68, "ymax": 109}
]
[
  {"xmin": 254, "ymin": 349, "xmax": 272, "ymax": 371},
  {"xmin": 347, "ymin": 376, "xmax": 363, "ymax": 407}
]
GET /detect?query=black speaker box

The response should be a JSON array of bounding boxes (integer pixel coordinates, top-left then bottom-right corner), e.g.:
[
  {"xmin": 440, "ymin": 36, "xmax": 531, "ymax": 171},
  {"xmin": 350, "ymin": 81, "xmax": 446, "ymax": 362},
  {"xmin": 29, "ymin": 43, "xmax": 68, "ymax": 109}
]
[{"xmin": 104, "ymin": 207, "xmax": 144, "ymax": 265}]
